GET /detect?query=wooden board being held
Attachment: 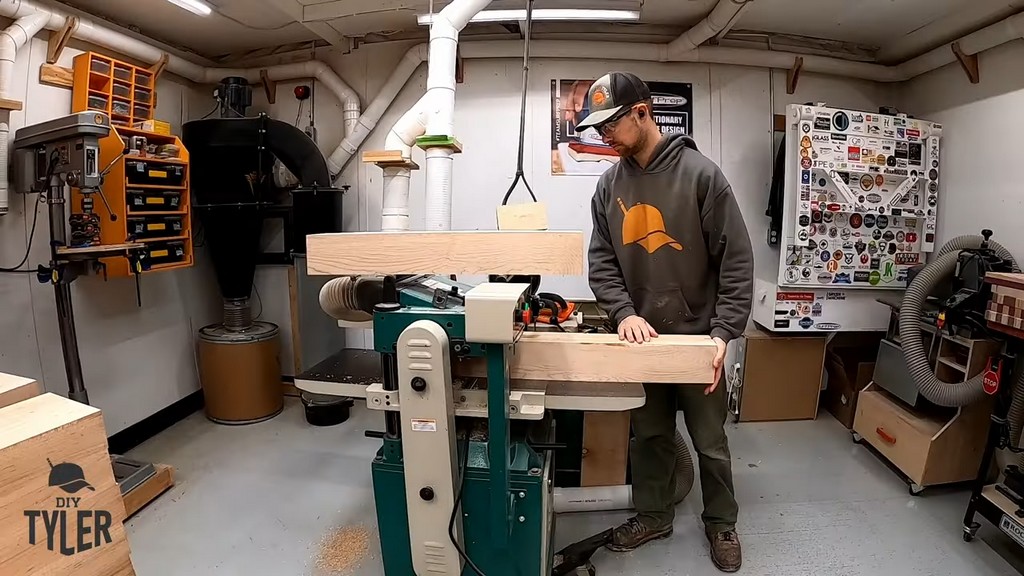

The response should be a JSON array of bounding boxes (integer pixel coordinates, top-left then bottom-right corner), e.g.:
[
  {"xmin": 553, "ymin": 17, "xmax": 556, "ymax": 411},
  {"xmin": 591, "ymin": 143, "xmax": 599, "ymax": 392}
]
[
  {"xmin": 453, "ymin": 332, "xmax": 717, "ymax": 384},
  {"xmin": 305, "ymin": 231, "xmax": 583, "ymax": 276}
]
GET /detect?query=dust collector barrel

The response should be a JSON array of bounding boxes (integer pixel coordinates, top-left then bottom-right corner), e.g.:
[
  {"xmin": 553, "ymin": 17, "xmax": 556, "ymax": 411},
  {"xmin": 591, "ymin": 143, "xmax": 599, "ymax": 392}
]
[{"xmin": 197, "ymin": 322, "xmax": 283, "ymax": 425}]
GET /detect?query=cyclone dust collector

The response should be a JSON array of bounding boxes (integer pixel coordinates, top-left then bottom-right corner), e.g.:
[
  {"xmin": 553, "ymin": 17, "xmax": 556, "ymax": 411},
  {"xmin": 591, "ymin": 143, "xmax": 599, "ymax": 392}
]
[{"xmin": 183, "ymin": 77, "xmax": 344, "ymax": 424}]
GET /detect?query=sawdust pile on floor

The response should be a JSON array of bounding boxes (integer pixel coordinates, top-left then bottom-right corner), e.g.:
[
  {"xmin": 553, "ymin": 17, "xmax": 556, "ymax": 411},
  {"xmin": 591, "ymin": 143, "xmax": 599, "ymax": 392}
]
[{"xmin": 316, "ymin": 525, "xmax": 370, "ymax": 574}]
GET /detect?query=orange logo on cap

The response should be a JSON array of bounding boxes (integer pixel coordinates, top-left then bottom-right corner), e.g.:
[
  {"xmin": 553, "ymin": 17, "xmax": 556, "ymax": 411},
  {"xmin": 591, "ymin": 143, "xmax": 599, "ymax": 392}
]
[
  {"xmin": 618, "ymin": 198, "xmax": 682, "ymax": 254},
  {"xmin": 593, "ymin": 90, "xmax": 606, "ymax": 106}
]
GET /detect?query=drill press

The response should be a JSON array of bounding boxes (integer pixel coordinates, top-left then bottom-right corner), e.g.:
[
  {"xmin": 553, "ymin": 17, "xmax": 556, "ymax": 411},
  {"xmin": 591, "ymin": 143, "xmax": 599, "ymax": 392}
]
[{"xmin": 12, "ymin": 112, "xmax": 154, "ymax": 493}]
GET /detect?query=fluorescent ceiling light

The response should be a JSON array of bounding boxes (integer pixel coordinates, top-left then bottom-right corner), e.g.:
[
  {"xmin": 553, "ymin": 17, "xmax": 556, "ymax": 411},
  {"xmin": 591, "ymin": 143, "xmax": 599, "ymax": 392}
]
[
  {"xmin": 416, "ymin": 9, "xmax": 640, "ymax": 25},
  {"xmin": 165, "ymin": 0, "xmax": 213, "ymax": 16}
]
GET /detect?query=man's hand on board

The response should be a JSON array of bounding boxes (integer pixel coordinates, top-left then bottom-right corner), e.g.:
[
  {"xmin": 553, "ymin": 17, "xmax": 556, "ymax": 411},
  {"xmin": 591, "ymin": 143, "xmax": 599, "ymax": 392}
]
[
  {"xmin": 618, "ymin": 315, "xmax": 658, "ymax": 343},
  {"xmin": 706, "ymin": 336, "xmax": 727, "ymax": 395}
]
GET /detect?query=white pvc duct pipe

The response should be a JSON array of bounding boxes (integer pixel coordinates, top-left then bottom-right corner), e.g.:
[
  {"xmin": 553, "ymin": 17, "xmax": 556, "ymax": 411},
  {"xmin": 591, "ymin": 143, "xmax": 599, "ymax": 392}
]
[
  {"xmin": 0, "ymin": 11, "xmax": 47, "ymax": 214},
  {"xmin": 667, "ymin": 0, "xmax": 751, "ymax": 56},
  {"xmin": 420, "ymin": 0, "xmax": 493, "ymax": 231},
  {"xmin": 0, "ymin": 0, "xmax": 1021, "ymax": 219},
  {"xmin": 0, "ymin": 0, "xmax": 362, "ymax": 184},
  {"xmin": 381, "ymin": 93, "xmax": 429, "ymax": 231}
]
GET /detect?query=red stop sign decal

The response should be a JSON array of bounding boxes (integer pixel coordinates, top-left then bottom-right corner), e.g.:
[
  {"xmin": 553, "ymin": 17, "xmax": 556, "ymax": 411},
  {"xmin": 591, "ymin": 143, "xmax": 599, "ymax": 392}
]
[{"xmin": 983, "ymin": 370, "xmax": 1000, "ymax": 395}]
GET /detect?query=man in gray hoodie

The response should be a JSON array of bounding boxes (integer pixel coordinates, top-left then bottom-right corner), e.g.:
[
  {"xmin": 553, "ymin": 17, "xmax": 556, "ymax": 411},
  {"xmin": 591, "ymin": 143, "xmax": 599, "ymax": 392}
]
[{"xmin": 575, "ymin": 72, "xmax": 753, "ymax": 573}]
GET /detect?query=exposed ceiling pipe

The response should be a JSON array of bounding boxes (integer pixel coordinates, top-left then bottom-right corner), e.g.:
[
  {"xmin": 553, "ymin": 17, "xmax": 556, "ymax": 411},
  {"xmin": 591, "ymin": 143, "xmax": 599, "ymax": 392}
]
[
  {"xmin": 0, "ymin": 0, "xmax": 362, "ymax": 174},
  {"xmin": 667, "ymin": 0, "xmax": 752, "ymax": 56},
  {"xmin": 381, "ymin": 93, "xmax": 429, "ymax": 231},
  {"xmin": 0, "ymin": 0, "xmax": 1020, "ymax": 203},
  {"xmin": 0, "ymin": 11, "xmax": 48, "ymax": 215},
  {"xmin": 420, "ymin": 0, "xmax": 493, "ymax": 231}
]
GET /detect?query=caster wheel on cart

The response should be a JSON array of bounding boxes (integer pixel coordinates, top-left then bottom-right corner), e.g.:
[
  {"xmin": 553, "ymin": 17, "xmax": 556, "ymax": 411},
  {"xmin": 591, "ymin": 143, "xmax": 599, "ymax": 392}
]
[
  {"xmin": 963, "ymin": 522, "xmax": 980, "ymax": 542},
  {"xmin": 909, "ymin": 483, "xmax": 925, "ymax": 496}
]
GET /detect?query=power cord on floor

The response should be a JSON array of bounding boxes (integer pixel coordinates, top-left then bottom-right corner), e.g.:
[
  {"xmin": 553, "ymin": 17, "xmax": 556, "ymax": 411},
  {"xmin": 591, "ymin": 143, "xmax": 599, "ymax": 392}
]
[{"xmin": 449, "ymin": 433, "xmax": 488, "ymax": 576}]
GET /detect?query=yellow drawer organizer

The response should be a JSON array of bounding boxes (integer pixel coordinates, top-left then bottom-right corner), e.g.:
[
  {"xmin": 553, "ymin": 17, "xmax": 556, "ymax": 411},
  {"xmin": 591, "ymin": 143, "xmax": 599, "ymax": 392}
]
[{"xmin": 67, "ymin": 52, "xmax": 192, "ymax": 277}]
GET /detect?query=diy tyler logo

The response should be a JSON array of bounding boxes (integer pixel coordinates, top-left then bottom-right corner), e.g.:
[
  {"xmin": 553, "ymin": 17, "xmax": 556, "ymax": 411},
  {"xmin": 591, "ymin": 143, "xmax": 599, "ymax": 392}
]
[
  {"xmin": 24, "ymin": 459, "xmax": 114, "ymax": 556},
  {"xmin": 617, "ymin": 198, "xmax": 682, "ymax": 253}
]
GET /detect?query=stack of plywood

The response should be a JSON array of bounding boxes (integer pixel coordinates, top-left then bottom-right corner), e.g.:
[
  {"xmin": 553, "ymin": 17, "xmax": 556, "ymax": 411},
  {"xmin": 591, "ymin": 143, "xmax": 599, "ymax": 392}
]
[
  {"xmin": 0, "ymin": 373, "xmax": 135, "ymax": 576},
  {"xmin": 985, "ymin": 272, "xmax": 1024, "ymax": 333}
]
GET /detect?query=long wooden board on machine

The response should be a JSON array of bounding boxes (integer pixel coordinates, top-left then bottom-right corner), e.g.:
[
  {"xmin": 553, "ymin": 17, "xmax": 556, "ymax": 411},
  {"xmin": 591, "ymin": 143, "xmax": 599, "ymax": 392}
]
[
  {"xmin": 305, "ymin": 231, "xmax": 584, "ymax": 276},
  {"xmin": 453, "ymin": 332, "xmax": 718, "ymax": 384}
]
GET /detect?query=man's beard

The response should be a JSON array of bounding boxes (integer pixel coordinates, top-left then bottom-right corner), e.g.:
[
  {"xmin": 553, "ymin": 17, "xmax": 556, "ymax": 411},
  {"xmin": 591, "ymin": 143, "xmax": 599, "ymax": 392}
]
[{"xmin": 616, "ymin": 130, "xmax": 648, "ymax": 159}]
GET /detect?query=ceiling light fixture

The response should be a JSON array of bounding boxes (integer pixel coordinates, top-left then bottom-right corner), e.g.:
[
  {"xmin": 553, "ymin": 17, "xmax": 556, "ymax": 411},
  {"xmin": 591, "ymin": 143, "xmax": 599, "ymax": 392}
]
[
  {"xmin": 416, "ymin": 9, "xmax": 640, "ymax": 26},
  {"xmin": 164, "ymin": 0, "xmax": 213, "ymax": 16}
]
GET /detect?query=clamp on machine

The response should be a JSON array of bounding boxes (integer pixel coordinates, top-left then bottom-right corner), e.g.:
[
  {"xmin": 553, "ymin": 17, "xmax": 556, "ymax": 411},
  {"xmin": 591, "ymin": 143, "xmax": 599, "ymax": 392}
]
[
  {"xmin": 298, "ymin": 274, "xmax": 643, "ymax": 576},
  {"xmin": 11, "ymin": 112, "xmax": 155, "ymax": 494}
]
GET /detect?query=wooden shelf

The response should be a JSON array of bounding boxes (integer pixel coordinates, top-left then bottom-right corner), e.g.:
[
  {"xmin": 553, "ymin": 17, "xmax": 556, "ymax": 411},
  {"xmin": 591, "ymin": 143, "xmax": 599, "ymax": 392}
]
[
  {"xmin": 147, "ymin": 261, "xmax": 190, "ymax": 272},
  {"xmin": 73, "ymin": 51, "xmax": 155, "ymax": 127},
  {"xmin": 125, "ymin": 155, "xmax": 185, "ymax": 165},
  {"xmin": 137, "ymin": 235, "xmax": 188, "ymax": 243},
  {"xmin": 126, "ymin": 210, "xmax": 186, "ymax": 216},
  {"xmin": 937, "ymin": 357, "xmax": 967, "ymax": 373},
  {"xmin": 116, "ymin": 126, "xmax": 176, "ymax": 141},
  {"xmin": 129, "ymin": 184, "xmax": 186, "ymax": 190}
]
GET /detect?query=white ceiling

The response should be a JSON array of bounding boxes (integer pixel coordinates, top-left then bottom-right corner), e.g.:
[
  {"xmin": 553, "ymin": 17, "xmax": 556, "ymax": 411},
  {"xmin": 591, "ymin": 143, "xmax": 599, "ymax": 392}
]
[{"xmin": 53, "ymin": 0, "xmax": 1024, "ymax": 63}]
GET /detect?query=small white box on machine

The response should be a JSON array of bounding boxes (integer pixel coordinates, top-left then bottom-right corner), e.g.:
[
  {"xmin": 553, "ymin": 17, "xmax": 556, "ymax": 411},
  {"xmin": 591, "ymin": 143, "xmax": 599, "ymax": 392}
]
[{"xmin": 465, "ymin": 283, "xmax": 531, "ymax": 343}]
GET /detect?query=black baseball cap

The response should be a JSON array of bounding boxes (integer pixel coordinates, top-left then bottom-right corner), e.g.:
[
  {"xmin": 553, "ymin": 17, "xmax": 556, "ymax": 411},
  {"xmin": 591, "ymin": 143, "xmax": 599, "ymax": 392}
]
[{"xmin": 574, "ymin": 72, "xmax": 651, "ymax": 133}]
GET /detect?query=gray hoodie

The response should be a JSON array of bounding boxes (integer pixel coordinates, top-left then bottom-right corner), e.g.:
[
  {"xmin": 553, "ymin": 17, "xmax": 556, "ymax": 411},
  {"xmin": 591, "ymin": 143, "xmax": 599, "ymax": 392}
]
[{"xmin": 588, "ymin": 133, "xmax": 753, "ymax": 342}]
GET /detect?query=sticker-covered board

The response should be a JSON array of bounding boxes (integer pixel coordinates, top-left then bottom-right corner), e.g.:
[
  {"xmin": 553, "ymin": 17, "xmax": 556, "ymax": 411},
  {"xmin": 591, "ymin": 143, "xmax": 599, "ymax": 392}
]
[{"xmin": 778, "ymin": 104, "xmax": 942, "ymax": 289}]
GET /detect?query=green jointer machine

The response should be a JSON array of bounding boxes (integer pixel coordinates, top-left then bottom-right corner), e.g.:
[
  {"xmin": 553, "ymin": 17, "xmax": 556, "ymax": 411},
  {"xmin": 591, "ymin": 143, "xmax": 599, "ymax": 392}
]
[{"xmin": 298, "ymin": 274, "xmax": 635, "ymax": 576}]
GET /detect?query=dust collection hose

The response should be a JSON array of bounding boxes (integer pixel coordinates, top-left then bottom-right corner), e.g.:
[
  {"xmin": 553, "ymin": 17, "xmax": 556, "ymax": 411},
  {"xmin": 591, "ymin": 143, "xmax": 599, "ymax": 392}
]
[
  {"xmin": 671, "ymin": 428, "xmax": 696, "ymax": 504},
  {"xmin": 899, "ymin": 235, "xmax": 1024, "ymax": 466},
  {"xmin": 555, "ymin": 429, "xmax": 693, "ymax": 513},
  {"xmin": 899, "ymin": 235, "xmax": 1020, "ymax": 408}
]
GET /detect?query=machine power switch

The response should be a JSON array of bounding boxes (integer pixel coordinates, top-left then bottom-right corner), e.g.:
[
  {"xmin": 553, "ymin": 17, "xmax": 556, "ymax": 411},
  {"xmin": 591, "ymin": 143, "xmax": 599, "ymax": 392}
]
[
  {"xmin": 419, "ymin": 487, "xmax": 434, "ymax": 501},
  {"xmin": 410, "ymin": 377, "xmax": 427, "ymax": 392}
]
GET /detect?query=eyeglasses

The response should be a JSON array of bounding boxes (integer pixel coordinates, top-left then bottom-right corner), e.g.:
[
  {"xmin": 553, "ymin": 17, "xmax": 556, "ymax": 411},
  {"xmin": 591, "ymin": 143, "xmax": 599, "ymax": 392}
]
[{"xmin": 595, "ymin": 104, "xmax": 640, "ymax": 136}]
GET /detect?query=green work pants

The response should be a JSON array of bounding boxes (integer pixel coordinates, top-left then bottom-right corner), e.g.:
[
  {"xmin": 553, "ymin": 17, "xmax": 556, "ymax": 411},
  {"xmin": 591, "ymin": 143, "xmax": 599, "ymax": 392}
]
[{"xmin": 630, "ymin": 379, "xmax": 738, "ymax": 534}]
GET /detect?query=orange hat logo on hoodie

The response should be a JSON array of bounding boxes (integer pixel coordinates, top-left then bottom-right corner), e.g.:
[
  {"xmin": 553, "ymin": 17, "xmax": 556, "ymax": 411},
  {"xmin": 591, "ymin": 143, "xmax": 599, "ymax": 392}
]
[{"xmin": 618, "ymin": 198, "xmax": 682, "ymax": 254}]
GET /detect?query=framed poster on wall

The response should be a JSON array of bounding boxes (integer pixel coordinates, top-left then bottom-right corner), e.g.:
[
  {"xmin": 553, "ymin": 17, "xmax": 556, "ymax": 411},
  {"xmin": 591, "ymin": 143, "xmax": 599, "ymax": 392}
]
[{"xmin": 550, "ymin": 79, "xmax": 694, "ymax": 175}]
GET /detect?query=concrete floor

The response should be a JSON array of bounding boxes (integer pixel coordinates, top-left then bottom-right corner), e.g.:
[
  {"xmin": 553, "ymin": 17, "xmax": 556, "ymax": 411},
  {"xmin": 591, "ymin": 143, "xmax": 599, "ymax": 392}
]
[{"xmin": 125, "ymin": 399, "xmax": 1024, "ymax": 575}]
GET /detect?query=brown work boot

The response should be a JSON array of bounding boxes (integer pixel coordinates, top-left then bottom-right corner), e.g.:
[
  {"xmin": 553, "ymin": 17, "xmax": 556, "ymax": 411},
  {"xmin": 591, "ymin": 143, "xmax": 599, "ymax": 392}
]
[
  {"xmin": 605, "ymin": 516, "xmax": 673, "ymax": 552},
  {"xmin": 707, "ymin": 529, "xmax": 742, "ymax": 572}
]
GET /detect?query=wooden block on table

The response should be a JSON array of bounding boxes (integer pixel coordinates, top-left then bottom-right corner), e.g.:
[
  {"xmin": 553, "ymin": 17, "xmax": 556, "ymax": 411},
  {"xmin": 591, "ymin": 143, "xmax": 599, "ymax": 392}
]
[
  {"xmin": 0, "ymin": 393, "xmax": 135, "ymax": 576},
  {"xmin": 306, "ymin": 231, "xmax": 584, "ymax": 276},
  {"xmin": 0, "ymin": 373, "xmax": 42, "ymax": 410},
  {"xmin": 453, "ymin": 332, "xmax": 718, "ymax": 384},
  {"xmin": 497, "ymin": 202, "xmax": 549, "ymax": 231},
  {"xmin": 581, "ymin": 411, "xmax": 630, "ymax": 487}
]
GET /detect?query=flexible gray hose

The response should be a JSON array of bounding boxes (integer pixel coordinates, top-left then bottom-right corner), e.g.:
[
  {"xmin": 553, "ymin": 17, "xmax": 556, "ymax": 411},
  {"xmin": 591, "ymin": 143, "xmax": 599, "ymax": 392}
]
[
  {"xmin": 673, "ymin": 428, "xmax": 695, "ymax": 504},
  {"xmin": 627, "ymin": 428, "xmax": 695, "ymax": 505},
  {"xmin": 899, "ymin": 235, "xmax": 1019, "ymax": 407}
]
